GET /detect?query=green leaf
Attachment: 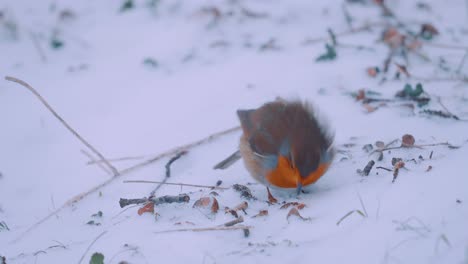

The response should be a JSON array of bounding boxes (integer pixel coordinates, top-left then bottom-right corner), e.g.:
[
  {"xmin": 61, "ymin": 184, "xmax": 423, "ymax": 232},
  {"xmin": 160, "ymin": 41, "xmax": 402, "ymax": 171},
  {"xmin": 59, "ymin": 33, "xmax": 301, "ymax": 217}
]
[
  {"xmin": 143, "ymin": 57, "xmax": 159, "ymax": 68},
  {"xmin": 120, "ymin": 0, "xmax": 134, "ymax": 12},
  {"xmin": 401, "ymin": 83, "xmax": 424, "ymax": 98},
  {"xmin": 86, "ymin": 220, "xmax": 101, "ymax": 226},
  {"xmin": 0, "ymin": 221, "xmax": 10, "ymax": 232},
  {"xmin": 315, "ymin": 44, "xmax": 337, "ymax": 62},
  {"xmin": 50, "ymin": 38, "xmax": 64, "ymax": 49},
  {"xmin": 90, "ymin": 252, "xmax": 104, "ymax": 264},
  {"xmin": 91, "ymin": 211, "xmax": 103, "ymax": 218}
]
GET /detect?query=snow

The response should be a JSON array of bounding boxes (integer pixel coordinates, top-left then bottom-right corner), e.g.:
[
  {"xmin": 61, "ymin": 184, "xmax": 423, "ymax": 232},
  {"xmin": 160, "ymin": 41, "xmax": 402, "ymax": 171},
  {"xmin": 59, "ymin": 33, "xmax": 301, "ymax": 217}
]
[{"xmin": 1, "ymin": 0, "xmax": 468, "ymax": 263}]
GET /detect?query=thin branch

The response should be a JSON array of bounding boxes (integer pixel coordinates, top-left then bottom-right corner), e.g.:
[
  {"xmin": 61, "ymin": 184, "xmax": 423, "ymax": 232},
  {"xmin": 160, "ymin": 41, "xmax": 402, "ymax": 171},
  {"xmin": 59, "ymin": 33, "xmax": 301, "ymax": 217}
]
[
  {"xmin": 77, "ymin": 231, "xmax": 107, "ymax": 264},
  {"xmin": 213, "ymin": 150, "xmax": 242, "ymax": 170},
  {"xmin": 28, "ymin": 31, "xmax": 47, "ymax": 62},
  {"xmin": 372, "ymin": 142, "xmax": 455, "ymax": 154},
  {"xmin": 456, "ymin": 50, "xmax": 468, "ymax": 74},
  {"xmin": 124, "ymin": 180, "xmax": 229, "ymax": 190},
  {"xmin": 5, "ymin": 76, "xmax": 119, "ymax": 176},
  {"xmin": 11, "ymin": 125, "xmax": 240, "ymax": 243},
  {"xmin": 149, "ymin": 151, "xmax": 188, "ymax": 197},
  {"xmin": 80, "ymin": 149, "xmax": 112, "ymax": 176},
  {"xmin": 153, "ymin": 225, "xmax": 252, "ymax": 234},
  {"xmin": 302, "ymin": 22, "xmax": 386, "ymax": 45},
  {"xmin": 87, "ymin": 156, "xmax": 146, "ymax": 165},
  {"xmin": 119, "ymin": 194, "xmax": 190, "ymax": 208},
  {"xmin": 119, "ymin": 126, "xmax": 241, "ymax": 175}
]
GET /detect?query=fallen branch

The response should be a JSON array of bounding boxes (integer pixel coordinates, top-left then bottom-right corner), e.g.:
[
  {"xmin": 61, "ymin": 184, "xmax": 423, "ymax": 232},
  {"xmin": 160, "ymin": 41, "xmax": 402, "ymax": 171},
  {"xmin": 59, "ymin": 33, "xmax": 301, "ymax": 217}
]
[
  {"xmin": 77, "ymin": 231, "xmax": 107, "ymax": 264},
  {"xmin": 223, "ymin": 216, "xmax": 244, "ymax": 227},
  {"xmin": 357, "ymin": 160, "xmax": 375, "ymax": 176},
  {"xmin": 80, "ymin": 149, "xmax": 112, "ymax": 176},
  {"xmin": 376, "ymin": 166, "xmax": 392, "ymax": 172},
  {"xmin": 213, "ymin": 150, "xmax": 241, "ymax": 169},
  {"xmin": 11, "ymin": 125, "xmax": 240, "ymax": 243},
  {"xmin": 119, "ymin": 194, "xmax": 190, "ymax": 208},
  {"xmin": 124, "ymin": 180, "xmax": 229, "ymax": 190},
  {"xmin": 149, "ymin": 151, "xmax": 187, "ymax": 197},
  {"xmin": 154, "ymin": 225, "xmax": 252, "ymax": 234},
  {"xmin": 4, "ymin": 76, "xmax": 119, "ymax": 176}
]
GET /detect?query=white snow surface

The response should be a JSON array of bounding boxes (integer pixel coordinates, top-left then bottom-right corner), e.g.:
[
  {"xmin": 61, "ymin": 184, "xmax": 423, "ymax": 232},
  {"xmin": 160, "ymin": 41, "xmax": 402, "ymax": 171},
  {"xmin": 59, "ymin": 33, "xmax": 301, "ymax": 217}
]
[{"xmin": 1, "ymin": 0, "xmax": 468, "ymax": 263}]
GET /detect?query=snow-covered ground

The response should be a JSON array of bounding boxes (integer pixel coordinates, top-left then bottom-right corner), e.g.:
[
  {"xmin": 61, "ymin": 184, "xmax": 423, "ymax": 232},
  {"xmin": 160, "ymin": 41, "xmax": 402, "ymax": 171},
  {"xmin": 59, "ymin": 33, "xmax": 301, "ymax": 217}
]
[{"xmin": 1, "ymin": 0, "xmax": 468, "ymax": 263}]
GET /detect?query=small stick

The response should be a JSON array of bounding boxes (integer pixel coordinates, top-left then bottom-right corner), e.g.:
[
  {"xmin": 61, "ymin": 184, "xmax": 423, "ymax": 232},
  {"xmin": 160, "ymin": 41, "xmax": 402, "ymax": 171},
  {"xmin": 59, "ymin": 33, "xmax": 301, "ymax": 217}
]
[
  {"xmin": 87, "ymin": 156, "xmax": 146, "ymax": 165},
  {"xmin": 376, "ymin": 166, "xmax": 392, "ymax": 172},
  {"xmin": 119, "ymin": 194, "xmax": 190, "ymax": 208},
  {"xmin": 456, "ymin": 49, "xmax": 468, "ymax": 74},
  {"xmin": 119, "ymin": 126, "xmax": 240, "ymax": 176},
  {"xmin": 372, "ymin": 142, "xmax": 454, "ymax": 153},
  {"xmin": 358, "ymin": 160, "xmax": 375, "ymax": 176},
  {"xmin": 154, "ymin": 225, "xmax": 252, "ymax": 234},
  {"xmin": 5, "ymin": 76, "xmax": 119, "ymax": 176},
  {"xmin": 80, "ymin": 149, "xmax": 112, "ymax": 175},
  {"xmin": 11, "ymin": 125, "xmax": 240, "ymax": 243},
  {"xmin": 124, "ymin": 180, "xmax": 229, "ymax": 190},
  {"xmin": 213, "ymin": 150, "xmax": 242, "ymax": 170},
  {"xmin": 223, "ymin": 216, "xmax": 244, "ymax": 227},
  {"xmin": 77, "ymin": 231, "xmax": 107, "ymax": 264},
  {"xmin": 28, "ymin": 31, "xmax": 47, "ymax": 62},
  {"xmin": 149, "ymin": 151, "xmax": 188, "ymax": 197}
]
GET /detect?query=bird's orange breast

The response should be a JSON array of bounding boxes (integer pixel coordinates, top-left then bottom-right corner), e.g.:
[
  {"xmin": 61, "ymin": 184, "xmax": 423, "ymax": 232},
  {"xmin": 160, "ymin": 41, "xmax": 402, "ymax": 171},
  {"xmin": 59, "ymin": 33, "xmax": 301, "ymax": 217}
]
[{"xmin": 265, "ymin": 156, "xmax": 330, "ymax": 188}]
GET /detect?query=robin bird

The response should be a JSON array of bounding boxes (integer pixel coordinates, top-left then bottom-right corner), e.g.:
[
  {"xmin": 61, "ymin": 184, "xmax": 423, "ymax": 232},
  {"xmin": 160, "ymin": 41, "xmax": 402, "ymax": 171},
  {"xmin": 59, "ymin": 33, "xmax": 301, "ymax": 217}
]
[{"xmin": 226, "ymin": 99, "xmax": 335, "ymax": 194}]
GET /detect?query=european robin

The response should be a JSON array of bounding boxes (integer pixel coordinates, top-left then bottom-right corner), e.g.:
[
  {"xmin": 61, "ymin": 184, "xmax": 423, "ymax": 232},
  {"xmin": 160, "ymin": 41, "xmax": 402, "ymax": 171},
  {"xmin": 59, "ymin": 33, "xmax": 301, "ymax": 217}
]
[{"xmin": 237, "ymin": 99, "xmax": 334, "ymax": 194}]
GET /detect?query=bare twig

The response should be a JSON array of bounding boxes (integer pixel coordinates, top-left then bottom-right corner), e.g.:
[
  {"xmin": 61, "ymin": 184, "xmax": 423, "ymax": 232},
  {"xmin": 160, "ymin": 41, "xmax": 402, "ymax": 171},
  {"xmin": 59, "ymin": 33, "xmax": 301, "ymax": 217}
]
[
  {"xmin": 87, "ymin": 155, "xmax": 146, "ymax": 165},
  {"xmin": 11, "ymin": 125, "xmax": 240, "ymax": 243},
  {"xmin": 372, "ymin": 142, "xmax": 455, "ymax": 154},
  {"xmin": 154, "ymin": 225, "xmax": 252, "ymax": 234},
  {"xmin": 302, "ymin": 22, "xmax": 386, "ymax": 45},
  {"xmin": 119, "ymin": 194, "xmax": 190, "ymax": 208},
  {"xmin": 80, "ymin": 149, "xmax": 112, "ymax": 176},
  {"xmin": 376, "ymin": 166, "xmax": 392, "ymax": 172},
  {"xmin": 77, "ymin": 231, "xmax": 107, "ymax": 264},
  {"xmin": 119, "ymin": 126, "xmax": 240, "ymax": 175},
  {"xmin": 223, "ymin": 216, "xmax": 244, "ymax": 227},
  {"xmin": 149, "ymin": 151, "xmax": 188, "ymax": 197},
  {"xmin": 28, "ymin": 31, "xmax": 47, "ymax": 62},
  {"xmin": 357, "ymin": 160, "xmax": 375, "ymax": 176},
  {"xmin": 5, "ymin": 76, "xmax": 119, "ymax": 176},
  {"xmin": 124, "ymin": 180, "xmax": 229, "ymax": 190},
  {"xmin": 456, "ymin": 50, "xmax": 468, "ymax": 74},
  {"xmin": 213, "ymin": 150, "xmax": 242, "ymax": 169}
]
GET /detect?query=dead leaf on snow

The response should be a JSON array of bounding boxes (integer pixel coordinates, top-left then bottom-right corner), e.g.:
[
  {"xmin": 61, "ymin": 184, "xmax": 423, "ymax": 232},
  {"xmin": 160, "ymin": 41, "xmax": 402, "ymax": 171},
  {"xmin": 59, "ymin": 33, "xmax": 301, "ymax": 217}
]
[
  {"xmin": 401, "ymin": 134, "xmax": 415, "ymax": 147},
  {"xmin": 137, "ymin": 202, "xmax": 155, "ymax": 216},
  {"xmin": 286, "ymin": 207, "xmax": 311, "ymax": 221},
  {"xmin": 267, "ymin": 187, "xmax": 278, "ymax": 204},
  {"xmin": 252, "ymin": 210, "xmax": 269, "ymax": 218}
]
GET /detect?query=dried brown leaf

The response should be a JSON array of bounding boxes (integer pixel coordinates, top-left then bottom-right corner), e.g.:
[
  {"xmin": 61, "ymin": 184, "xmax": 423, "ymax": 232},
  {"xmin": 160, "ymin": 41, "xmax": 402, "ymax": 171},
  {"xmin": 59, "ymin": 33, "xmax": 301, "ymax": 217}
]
[
  {"xmin": 286, "ymin": 207, "xmax": 311, "ymax": 221},
  {"xmin": 267, "ymin": 187, "xmax": 278, "ymax": 204},
  {"xmin": 252, "ymin": 210, "xmax": 269, "ymax": 218},
  {"xmin": 211, "ymin": 197, "xmax": 219, "ymax": 213},
  {"xmin": 280, "ymin": 202, "xmax": 306, "ymax": 210},
  {"xmin": 421, "ymin": 23, "xmax": 439, "ymax": 35},
  {"xmin": 356, "ymin": 89, "xmax": 366, "ymax": 101},
  {"xmin": 366, "ymin": 67, "xmax": 378, "ymax": 77},
  {"xmin": 383, "ymin": 27, "xmax": 405, "ymax": 49},
  {"xmin": 193, "ymin": 197, "xmax": 211, "ymax": 208},
  {"xmin": 137, "ymin": 202, "xmax": 155, "ymax": 216},
  {"xmin": 401, "ymin": 134, "xmax": 415, "ymax": 147},
  {"xmin": 394, "ymin": 63, "xmax": 410, "ymax": 77},
  {"xmin": 233, "ymin": 201, "xmax": 249, "ymax": 212}
]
